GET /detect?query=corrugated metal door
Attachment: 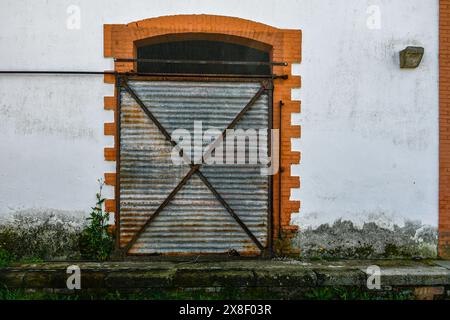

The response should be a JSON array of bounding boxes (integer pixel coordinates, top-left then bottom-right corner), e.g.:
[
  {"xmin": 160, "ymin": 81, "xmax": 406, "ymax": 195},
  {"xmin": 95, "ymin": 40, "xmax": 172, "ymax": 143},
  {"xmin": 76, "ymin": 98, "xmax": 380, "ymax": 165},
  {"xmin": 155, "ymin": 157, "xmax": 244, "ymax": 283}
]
[{"xmin": 118, "ymin": 79, "xmax": 272, "ymax": 256}]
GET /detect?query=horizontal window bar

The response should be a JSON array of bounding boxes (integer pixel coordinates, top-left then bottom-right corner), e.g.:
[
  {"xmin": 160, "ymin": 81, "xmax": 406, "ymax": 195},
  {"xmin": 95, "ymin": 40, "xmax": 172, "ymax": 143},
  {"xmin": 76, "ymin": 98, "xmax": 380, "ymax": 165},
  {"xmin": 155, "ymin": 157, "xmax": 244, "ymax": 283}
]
[
  {"xmin": 0, "ymin": 70, "xmax": 288, "ymax": 79},
  {"xmin": 116, "ymin": 58, "xmax": 288, "ymax": 66}
]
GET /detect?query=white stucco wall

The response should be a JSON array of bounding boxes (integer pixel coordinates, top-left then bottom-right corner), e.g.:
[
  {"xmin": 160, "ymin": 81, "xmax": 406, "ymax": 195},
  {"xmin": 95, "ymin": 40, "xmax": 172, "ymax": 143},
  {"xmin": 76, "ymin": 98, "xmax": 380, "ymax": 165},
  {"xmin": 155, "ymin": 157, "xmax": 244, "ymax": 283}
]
[{"xmin": 0, "ymin": 0, "xmax": 439, "ymax": 232}]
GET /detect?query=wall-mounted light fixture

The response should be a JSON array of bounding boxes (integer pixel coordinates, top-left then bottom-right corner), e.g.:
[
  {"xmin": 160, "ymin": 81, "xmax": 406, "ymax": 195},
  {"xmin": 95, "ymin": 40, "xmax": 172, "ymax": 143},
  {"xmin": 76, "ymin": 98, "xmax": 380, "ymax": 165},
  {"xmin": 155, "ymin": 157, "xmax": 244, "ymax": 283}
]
[{"xmin": 400, "ymin": 46, "xmax": 424, "ymax": 69}]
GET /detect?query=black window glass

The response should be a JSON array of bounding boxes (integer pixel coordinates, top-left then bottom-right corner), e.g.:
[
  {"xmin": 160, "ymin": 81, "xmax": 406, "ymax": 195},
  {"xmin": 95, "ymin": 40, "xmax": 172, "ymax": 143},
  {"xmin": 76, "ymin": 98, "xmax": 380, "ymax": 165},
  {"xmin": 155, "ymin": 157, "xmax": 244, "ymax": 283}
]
[{"xmin": 137, "ymin": 40, "xmax": 271, "ymax": 75}]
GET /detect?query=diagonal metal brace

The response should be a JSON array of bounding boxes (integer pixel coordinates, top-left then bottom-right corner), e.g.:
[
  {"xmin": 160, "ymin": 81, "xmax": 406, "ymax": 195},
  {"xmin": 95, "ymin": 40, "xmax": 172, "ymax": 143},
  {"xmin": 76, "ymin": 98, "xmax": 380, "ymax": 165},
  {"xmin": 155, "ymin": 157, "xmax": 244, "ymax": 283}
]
[{"xmin": 122, "ymin": 165, "xmax": 200, "ymax": 254}]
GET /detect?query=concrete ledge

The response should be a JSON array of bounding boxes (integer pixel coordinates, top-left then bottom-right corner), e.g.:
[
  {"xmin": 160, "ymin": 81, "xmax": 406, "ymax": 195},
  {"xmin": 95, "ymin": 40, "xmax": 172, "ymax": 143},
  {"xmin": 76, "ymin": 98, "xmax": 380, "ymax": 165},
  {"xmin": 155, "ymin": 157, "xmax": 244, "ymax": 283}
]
[{"xmin": 1, "ymin": 260, "xmax": 450, "ymax": 299}]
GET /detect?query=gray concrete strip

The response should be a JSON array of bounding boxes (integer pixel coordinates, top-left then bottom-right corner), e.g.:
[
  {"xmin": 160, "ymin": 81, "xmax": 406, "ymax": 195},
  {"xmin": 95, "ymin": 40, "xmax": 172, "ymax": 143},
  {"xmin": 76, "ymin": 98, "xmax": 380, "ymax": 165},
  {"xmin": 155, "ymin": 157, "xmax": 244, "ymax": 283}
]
[
  {"xmin": 312, "ymin": 268, "xmax": 367, "ymax": 287},
  {"xmin": 1, "ymin": 260, "xmax": 450, "ymax": 290},
  {"xmin": 359, "ymin": 265, "xmax": 450, "ymax": 286},
  {"xmin": 433, "ymin": 260, "xmax": 450, "ymax": 270}
]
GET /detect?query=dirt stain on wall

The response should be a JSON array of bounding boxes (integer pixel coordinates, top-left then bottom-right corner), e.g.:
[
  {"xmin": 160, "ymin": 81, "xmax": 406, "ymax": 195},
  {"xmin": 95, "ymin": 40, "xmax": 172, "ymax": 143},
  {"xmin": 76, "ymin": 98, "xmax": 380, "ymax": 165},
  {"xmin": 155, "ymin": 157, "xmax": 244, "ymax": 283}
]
[
  {"xmin": 0, "ymin": 209, "xmax": 85, "ymax": 260},
  {"xmin": 295, "ymin": 219, "xmax": 437, "ymax": 259}
]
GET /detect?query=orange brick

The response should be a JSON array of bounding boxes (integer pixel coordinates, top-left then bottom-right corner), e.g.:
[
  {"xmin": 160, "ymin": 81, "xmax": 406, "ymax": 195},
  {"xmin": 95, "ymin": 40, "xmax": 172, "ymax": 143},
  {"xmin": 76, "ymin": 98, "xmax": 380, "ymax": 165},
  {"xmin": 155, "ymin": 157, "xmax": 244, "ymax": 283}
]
[
  {"xmin": 105, "ymin": 199, "xmax": 116, "ymax": 213},
  {"xmin": 104, "ymin": 147, "xmax": 116, "ymax": 161},
  {"xmin": 104, "ymin": 173, "xmax": 116, "ymax": 186},
  {"xmin": 104, "ymin": 122, "xmax": 116, "ymax": 136},
  {"xmin": 104, "ymin": 71, "xmax": 115, "ymax": 84},
  {"xmin": 104, "ymin": 96, "xmax": 116, "ymax": 111}
]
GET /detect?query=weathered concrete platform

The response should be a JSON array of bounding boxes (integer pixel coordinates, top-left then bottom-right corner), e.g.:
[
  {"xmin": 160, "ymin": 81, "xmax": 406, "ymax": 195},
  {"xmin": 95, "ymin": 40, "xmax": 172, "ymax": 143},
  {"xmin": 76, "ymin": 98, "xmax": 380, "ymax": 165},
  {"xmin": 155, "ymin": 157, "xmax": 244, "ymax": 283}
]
[{"xmin": 1, "ymin": 259, "xmax": 450, "ymax": 299}]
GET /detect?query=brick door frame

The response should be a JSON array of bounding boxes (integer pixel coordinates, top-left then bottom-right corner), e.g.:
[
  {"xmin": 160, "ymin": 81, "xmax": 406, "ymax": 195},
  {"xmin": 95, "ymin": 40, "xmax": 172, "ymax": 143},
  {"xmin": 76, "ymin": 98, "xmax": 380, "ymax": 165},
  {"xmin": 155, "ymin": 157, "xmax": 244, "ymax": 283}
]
[
  {"xmin": 440, "ymin": 0, "xmax": 450, "ymax": 259},
  {"xmin": 103, "ymin": 15, "xmax": 302, "ymax": 254}
]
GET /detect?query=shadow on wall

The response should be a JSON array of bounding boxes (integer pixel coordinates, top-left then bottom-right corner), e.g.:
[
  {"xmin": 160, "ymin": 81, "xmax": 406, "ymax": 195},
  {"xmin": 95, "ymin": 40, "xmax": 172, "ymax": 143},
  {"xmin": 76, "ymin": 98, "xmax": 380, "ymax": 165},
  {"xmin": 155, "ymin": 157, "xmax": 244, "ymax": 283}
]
[{"xmin": 295, "ymin": 219, "xmax": 438, "ymax": 259}]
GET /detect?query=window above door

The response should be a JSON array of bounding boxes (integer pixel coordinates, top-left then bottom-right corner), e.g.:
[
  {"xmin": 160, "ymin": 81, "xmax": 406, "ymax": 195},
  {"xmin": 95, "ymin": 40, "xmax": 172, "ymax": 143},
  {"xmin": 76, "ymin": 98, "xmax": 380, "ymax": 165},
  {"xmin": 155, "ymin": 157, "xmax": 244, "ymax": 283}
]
[{"xmin": 136, "ymin": 39, "xmax": 271, "ymax": 75}]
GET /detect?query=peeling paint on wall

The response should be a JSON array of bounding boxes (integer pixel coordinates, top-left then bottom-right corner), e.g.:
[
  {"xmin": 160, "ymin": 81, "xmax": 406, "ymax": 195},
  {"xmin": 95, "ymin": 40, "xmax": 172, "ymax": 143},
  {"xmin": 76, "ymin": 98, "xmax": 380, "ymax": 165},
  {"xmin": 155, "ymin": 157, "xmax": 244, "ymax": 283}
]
[
  {"xmin": 295, "ymin": 219, "xmax": 437, "ymax": 259},
  {"xmin": 0, "ymin": 209, "xmax": 86, "ymax": 260}
]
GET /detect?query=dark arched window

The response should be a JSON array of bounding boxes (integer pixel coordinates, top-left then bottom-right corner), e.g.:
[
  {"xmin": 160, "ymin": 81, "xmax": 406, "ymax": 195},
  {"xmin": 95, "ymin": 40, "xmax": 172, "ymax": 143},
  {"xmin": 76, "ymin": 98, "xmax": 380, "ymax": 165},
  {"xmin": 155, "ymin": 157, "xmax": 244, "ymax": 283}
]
[{"xmin": 136, "ymin": 40, "xmax": 271, "ymax": 75}]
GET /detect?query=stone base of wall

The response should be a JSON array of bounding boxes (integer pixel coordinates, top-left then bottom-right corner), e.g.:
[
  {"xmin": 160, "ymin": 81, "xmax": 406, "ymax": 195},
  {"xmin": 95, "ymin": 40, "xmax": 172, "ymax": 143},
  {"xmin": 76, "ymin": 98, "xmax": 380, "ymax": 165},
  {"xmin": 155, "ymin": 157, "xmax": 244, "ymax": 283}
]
[{"xmin": 2, "ymin": 260, "xmax": 450, "ymax": 300}]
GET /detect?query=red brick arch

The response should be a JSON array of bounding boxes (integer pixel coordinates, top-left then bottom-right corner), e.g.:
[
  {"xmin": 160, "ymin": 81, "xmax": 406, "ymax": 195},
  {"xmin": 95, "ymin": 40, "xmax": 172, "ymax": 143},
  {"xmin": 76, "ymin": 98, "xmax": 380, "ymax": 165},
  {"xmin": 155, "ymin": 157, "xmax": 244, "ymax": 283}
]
[{"xmin": 103, "ymin": 14, "xmax": 302, "ymax": 253}]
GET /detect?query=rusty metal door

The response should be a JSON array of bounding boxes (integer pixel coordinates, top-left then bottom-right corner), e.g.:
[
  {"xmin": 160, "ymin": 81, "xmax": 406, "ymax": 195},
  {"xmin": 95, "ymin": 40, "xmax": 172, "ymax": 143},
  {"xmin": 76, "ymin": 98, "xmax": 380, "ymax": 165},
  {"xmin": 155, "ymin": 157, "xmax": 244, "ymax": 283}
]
[{"xmin": 117, "ymin": 78, "xmax": 273, "ymax": 256}]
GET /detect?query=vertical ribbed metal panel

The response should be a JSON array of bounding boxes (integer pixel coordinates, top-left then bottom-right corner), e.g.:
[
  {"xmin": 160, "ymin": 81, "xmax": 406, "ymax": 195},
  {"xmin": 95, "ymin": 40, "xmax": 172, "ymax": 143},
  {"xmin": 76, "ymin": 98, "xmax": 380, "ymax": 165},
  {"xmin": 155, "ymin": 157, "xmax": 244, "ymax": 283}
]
[{"xmin": 119, "ymin": 81, "xmax": 269, "ymax": 255}]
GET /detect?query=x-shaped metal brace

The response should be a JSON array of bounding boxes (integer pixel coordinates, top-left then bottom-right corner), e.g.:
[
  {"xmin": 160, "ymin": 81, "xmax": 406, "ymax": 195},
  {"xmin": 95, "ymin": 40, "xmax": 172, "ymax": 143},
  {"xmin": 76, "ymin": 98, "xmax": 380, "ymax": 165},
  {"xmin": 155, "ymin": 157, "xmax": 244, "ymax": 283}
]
[{"xmin": 119, "ymin": 78, "xmax": 272, "ymax": 255}]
